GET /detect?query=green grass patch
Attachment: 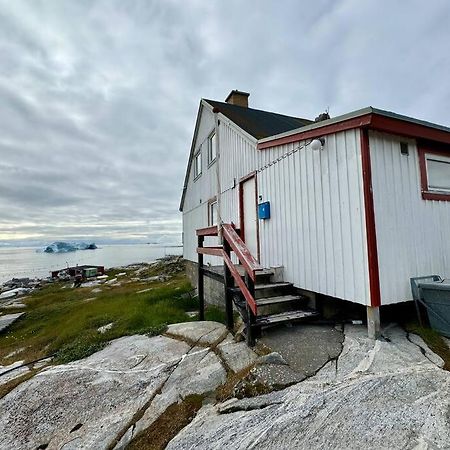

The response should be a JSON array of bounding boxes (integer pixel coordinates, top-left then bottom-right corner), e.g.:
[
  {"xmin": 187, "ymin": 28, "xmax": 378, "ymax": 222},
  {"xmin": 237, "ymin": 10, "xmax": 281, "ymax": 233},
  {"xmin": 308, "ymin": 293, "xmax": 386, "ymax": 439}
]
[
  {"xmin": 204, "ymin": 305, "xmax": 227, "ymax": 324},
  {"xmin": 128, "ymin": 394, "xmax": 204, "ymax": 450},
  {"xmin": 0, "ymin": 272, "xmax": 198, "ymax": 365}
]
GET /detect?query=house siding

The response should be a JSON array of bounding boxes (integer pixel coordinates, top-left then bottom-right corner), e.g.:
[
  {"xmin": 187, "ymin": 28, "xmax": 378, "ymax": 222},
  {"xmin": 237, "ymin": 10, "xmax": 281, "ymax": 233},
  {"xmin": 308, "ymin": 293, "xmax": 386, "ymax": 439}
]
[
  {"xmin": 182, "ymin": 108, "xmax": 371, "ymax": 305},
  {"xmin": 370, "ymin": 131, "xmax": 450, "ymax": 305},
  {"xmin": 182, "ymin": 106, "xmax": 261, "ymax": 266},
  {"xmin": 257, "ymin": 129, "xmax": 370, "ymax": 306}
]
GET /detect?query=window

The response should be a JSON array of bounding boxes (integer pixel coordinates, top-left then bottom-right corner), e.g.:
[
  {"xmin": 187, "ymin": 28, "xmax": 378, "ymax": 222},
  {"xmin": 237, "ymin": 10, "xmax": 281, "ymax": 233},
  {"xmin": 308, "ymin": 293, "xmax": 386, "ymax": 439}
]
[
  {"xmin": 194, "ymin": 150, "xmax": 202, "ymax": 179},
  {"xmin": 208, "ymin": 132, "xmax": 217, "ymax": 164},
  {"xmin": 208, "ymin": 199, "xmax": 218, "ymax": 225},
  {"xmin": 427, "ymin": 154, "xmax": 450, "ymax": 192},
  {"xmin": 419, "ymin": 148, "xmax": 450, "ymax": 201}
]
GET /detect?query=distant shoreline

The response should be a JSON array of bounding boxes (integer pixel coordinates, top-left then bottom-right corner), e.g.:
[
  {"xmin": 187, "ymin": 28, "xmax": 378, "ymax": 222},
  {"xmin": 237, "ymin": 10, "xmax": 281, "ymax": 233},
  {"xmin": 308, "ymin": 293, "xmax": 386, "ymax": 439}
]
[
  {"xmin": 0, "ymin": 243, "xmax": 183, "ymax": 250},
  {"xmin": 0, "ymin": 244, "xmax": 183, "ymax": 285}
]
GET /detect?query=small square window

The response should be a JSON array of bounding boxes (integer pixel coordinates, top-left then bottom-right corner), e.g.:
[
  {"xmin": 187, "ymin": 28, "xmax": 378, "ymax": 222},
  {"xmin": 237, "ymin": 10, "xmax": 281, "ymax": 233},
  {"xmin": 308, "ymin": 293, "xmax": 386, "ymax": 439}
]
[
  {"xmin": 194, "ymin": 151, "xmax": 202, "ymax": 178},
  {"xmin": 208, "ymin": 132, "xmax": 217, "ymax": 164},
  {"xmin": 400, "ymin": 142, "xmax": 409, "ymax": 156}
]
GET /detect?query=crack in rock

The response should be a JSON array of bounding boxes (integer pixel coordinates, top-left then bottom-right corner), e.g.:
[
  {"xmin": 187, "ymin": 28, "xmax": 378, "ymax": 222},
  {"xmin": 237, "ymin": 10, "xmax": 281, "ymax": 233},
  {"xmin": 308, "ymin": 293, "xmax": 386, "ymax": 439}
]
[
  {"xmin": 108, "ymin": 353, "xmax": 187, "ymax": 450},
  {"xmin": 406, "ymin": 332, "xmax": 444, "ymax": 368},
  {"xmin": 218, "ymin": 398, "xmax": 284, "ymax": 414}
]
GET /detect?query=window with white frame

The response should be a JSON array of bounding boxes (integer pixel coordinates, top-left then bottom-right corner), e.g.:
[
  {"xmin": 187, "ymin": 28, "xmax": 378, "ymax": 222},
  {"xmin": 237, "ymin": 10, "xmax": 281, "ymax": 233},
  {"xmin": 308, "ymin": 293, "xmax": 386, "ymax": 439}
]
[
  {"xmin": 208, "ymin": 132, "xmax": 217, "ymax": 164},
  {"xmin": 425, "ymin": 153, "xmax": 450, "ymax": 193},
  {"xmin": 194, "ymin": 150, "xmax": 202, "ymax": 178},
  {"xmin": 208, "ymin": 199, "xmax": 218, "ymax": 225}
]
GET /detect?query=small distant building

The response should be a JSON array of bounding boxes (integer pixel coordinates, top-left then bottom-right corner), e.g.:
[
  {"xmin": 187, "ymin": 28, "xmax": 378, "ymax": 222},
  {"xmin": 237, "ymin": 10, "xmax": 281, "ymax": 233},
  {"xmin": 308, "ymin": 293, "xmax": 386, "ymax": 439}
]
[
  {"xmin": 51, "ymin": 265, "xmax": 105, "ymax": 279},
  {"xmin": 180, "ymin": 90, "xmax": 450, "ymax": 339}
]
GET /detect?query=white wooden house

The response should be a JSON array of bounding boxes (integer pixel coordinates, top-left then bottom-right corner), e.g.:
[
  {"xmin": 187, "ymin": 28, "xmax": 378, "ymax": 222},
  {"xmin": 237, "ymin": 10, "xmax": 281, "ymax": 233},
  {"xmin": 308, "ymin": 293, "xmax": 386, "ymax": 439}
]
[{"xmin": 180, "ymin": 90, "xmax": 450, "ymax": 341}]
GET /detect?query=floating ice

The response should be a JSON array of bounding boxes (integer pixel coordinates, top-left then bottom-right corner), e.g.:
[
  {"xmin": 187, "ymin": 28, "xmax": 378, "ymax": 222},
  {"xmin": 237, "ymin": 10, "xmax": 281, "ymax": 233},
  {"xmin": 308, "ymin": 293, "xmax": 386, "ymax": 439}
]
[{"xmin": 42, "ymin": 242, "xmax": 98, "ymax": 253}]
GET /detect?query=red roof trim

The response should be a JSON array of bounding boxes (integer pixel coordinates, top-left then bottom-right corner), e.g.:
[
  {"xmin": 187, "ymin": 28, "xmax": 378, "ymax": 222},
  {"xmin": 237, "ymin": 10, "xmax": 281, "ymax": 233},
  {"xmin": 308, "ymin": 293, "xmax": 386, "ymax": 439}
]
[
  {"xmin": 257, "ymin": 114, "xmax": 373, "ymax": 149},
  {"xmin": 258, "ymin": 112, "xmax": 450, "ymax": 150},
  {"xmin": 370, "ymin": 115, "xmax": 450, "ymax": 145}
]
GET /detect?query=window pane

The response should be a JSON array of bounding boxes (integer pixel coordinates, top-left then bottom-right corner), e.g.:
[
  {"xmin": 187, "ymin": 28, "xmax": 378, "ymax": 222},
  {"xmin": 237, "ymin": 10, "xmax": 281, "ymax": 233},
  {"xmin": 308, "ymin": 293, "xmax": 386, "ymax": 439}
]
[
  {"xmin": 210, "ymin": 201, "xmax": 217, "ymax": 225},
  {"xmin": 209, "ymin": 133, "xmax": 217, "ymax": 162},
  {"xmin": 427, "ymin": 157, "xmax": 450, "ymax": 191},
  {"xmin": 195, "ymin": 152, "xmax": 202, "ymax": 177}
]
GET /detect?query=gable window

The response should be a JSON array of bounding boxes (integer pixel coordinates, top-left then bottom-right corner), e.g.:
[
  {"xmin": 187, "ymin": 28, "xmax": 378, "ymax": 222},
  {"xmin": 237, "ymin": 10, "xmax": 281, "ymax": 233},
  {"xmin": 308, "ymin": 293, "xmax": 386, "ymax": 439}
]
[
  {"xmin": 208, "ymin": 132, "xmax": 217, "ymax": 164},
  {"xmin": 194, "ymin": 150, "xmax": 202, "ymax": 179},
  {"xmin": 208, "ymin": 199, "xmax": 218, "ymax": 226},
  {"xmin": 419, "ymin": 148, "xmax": 450, "ymax": 201}
]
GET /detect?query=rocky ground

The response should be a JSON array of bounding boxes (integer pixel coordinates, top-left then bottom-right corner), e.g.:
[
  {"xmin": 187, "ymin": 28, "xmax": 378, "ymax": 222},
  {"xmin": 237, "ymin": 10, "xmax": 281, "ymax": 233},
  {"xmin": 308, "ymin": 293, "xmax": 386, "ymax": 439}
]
[{"xmin": 0, "ymin": 320, "xmax": 449, "ymax": 449}]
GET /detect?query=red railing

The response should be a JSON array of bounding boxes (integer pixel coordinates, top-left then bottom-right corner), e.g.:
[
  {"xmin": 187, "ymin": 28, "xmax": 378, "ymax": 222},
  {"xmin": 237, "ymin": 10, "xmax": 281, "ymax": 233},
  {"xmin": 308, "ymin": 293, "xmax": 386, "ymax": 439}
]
[
  {"xmin": 196, "ymin": 225, "xmax": 219, "ymax": 237},
  {"xmin": 196, "ymin": 223, "xmax": 261, "ymax": 316},
  {"xmin": 221, "ymin": 224, "xmax": 261, "ymax": 282}
]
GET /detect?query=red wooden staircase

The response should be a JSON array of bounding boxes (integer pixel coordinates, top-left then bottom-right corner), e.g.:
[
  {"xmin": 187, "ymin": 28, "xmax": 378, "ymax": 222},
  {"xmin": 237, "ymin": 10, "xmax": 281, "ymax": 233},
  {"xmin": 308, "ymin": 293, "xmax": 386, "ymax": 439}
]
[{"xmin": 196, "ymin": 223, "xmax": 318, "ymax": 346}]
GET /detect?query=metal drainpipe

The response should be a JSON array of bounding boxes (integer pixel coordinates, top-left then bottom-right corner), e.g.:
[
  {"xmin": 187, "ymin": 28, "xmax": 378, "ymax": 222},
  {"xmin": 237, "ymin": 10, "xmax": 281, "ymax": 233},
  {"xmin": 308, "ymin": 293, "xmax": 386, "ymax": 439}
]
[{"xmin": 214, "ymin": 111, "xmax": 223, "ymax": 241}]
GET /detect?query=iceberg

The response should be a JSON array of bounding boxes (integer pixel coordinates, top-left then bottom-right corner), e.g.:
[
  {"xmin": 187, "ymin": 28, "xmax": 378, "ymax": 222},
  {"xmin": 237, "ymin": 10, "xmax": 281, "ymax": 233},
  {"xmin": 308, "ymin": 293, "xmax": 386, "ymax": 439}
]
[{"xmin": 43, "ymin": 242, "xmax": 98, "ymax": 253}]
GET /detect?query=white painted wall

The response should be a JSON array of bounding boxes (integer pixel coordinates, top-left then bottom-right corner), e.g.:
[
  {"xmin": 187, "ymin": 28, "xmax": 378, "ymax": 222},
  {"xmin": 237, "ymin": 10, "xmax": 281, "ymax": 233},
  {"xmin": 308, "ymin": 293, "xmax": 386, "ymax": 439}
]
[
  {"xmin": 370, "ymin": 131, "xmax": 450, "ymax": 305},
  {"xmin": 182, "ymin": 105, "xmax": 371, "ymax": 305},
  {"xmin": 182, "ymin": 102, "xmax": 261, "ymax": 266},
  {"xmin": 257, "ymin": 129, "xmax": 370, "ymax": 306}
]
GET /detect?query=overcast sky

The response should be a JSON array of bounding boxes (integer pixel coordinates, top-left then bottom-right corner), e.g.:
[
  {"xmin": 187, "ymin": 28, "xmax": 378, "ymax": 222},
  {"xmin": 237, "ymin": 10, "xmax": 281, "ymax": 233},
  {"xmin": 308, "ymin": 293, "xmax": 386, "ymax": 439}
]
[{"xmin": 1, "ymin": 0, "xmax": 449, "ymax": 245}]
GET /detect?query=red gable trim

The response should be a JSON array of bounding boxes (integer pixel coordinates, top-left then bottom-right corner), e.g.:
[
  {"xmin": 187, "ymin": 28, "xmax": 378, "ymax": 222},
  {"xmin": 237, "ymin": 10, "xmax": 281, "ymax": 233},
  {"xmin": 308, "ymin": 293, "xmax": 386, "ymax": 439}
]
[
  {"xmin": 257, "ymin": 114, "xmax": 372, "ymax": 149},
  {"xmin": 258, "ymin": 112, "xmax": 450, "ymax": 150},
  {"xmin": 370, "ymin": 115, "xmax": 450, "ymax": 145}
]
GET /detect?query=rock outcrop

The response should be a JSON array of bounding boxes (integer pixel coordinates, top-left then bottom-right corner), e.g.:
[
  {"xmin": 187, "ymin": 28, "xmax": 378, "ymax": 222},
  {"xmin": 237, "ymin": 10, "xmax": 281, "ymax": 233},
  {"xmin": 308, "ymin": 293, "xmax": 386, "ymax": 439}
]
[
  {"xmin": 1, "ymin": 323, "xmax": 449, "ymax": 450},
  {"xmin": 0, "ymin": 321, "xmax": 256, "ymax": 450},
  {"xmin": 167, "ymin": 325, "xmax": 450, "ymax": 450}
]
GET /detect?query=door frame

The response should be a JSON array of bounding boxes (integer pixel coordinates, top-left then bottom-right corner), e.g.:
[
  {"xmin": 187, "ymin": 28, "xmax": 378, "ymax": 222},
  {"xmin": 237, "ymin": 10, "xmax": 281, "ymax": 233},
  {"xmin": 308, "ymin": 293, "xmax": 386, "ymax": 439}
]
[{"xmin": 238, "ymin": 171, "xmax": 260, "ymax": 261}]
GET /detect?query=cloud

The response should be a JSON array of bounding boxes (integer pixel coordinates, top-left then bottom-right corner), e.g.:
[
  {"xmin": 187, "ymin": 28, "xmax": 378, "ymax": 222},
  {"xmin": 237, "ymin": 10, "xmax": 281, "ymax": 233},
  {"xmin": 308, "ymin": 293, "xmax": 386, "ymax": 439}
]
[{"xmin": 0, "ymin": 0, "xmax": 449, "ymax": 244}]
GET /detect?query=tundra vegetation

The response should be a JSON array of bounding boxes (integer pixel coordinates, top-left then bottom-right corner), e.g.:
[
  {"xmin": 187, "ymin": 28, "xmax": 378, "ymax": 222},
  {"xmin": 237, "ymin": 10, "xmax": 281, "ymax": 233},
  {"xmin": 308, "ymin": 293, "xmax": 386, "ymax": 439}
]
[{"xmin": 0, "ymin": 258, "xmax": 225, "ymax": 369}]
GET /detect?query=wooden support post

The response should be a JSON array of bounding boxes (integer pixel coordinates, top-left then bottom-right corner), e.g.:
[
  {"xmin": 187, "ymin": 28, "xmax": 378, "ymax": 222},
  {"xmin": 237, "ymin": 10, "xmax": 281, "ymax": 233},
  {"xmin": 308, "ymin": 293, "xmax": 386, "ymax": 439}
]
[
  {"xmin": 245, "ymin": 274, "xmax": 256, "ymax": 347},
  {"xmin": 223, "ymin": 240, "xmax": 234, "ymax": 331},
  {"xmin": 198, "ymin": 235, "xmax": 205, "ymax": 321},
  {"xmin": 367, "ymin": 306, "xmax": 380, "ymax": 339}
]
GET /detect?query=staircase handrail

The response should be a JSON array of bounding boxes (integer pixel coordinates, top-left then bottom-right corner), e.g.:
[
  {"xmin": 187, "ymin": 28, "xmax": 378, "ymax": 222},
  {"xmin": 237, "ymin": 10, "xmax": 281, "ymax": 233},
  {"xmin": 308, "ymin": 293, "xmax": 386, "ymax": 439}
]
[
  {"xmin": 196, "ymin": 222, "xmax": 261, "ymax": 317},
  {"xmin": 221, "ymin": 223, "xmax": 262, "ymax": 282}
]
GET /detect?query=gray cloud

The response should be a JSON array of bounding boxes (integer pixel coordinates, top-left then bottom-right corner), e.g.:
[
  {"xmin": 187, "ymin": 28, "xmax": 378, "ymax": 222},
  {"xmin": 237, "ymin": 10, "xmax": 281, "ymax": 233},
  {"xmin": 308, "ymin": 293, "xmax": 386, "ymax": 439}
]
[{"xmin": 0, "ymin": 0, "xmax": 449, "ymax": 244}]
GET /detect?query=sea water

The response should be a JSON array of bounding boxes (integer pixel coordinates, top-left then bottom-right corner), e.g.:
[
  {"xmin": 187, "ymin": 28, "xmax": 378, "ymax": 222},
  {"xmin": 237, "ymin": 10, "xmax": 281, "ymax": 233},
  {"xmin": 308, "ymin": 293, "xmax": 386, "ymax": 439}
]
[{"xmin": 0, "ymin": 244, "xmax": 182, "ymax": 284}]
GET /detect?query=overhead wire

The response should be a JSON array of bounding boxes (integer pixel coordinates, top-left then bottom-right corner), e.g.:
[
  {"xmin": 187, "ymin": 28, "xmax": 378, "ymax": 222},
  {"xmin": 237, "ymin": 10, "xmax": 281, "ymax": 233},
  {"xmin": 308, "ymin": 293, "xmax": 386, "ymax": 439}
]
[{"xmin": 182, "ymin": 138, "xmax": 315, "ymax": 216}]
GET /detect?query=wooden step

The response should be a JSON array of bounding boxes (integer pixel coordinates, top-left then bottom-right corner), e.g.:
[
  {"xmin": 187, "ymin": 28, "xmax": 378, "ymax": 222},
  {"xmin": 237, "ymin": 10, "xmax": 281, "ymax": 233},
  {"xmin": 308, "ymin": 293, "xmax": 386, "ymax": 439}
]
[
  {"xmin": 256, "ymin": 294, "xmax": 302, "ymax": 307},
  {"xmin": 255, "ymin": 282, "xmax": 293, "ymax": 298},
  {"xmin": 256, "ymin": 309, "xmax": 319, "ymax": 326},
  {"xmin": 254, "ymin": 269, "xmax": 274, "ymax": 284},
  {"xmin": 255, "ymin": 282, "xmax": 292, "ymax": 289},
  {"xmin": 255, "ymin": 269, "xmax": 274, "ymax": 277}
]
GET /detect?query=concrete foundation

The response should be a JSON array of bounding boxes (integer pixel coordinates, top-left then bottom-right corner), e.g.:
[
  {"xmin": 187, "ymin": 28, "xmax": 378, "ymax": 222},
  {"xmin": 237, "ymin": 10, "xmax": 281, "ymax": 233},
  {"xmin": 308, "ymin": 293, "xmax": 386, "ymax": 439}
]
[{"xmin": 185, "ymin": 260, "xmax": 226, "ymax": 309}]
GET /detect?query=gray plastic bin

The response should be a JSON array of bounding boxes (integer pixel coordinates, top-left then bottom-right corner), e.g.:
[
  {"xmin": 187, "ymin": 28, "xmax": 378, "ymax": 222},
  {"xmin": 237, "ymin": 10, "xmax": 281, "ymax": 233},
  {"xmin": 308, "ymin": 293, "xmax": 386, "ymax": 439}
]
[{"xmin": 410, "ymin": 276, "xmax": 450, "ymax": 338}]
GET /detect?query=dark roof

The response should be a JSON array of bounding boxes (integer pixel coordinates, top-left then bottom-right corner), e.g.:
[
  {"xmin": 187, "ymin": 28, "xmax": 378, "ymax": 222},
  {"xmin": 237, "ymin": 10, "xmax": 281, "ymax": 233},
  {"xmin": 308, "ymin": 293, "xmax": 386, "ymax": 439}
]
[{"xmin": 204, "ymin": 99, "xmax": 312, "ymax": 139}]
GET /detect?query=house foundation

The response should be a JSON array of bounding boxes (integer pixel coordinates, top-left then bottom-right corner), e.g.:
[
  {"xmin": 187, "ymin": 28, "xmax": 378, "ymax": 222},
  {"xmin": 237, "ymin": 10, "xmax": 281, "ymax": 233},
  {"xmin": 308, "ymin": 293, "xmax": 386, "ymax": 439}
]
[
  {"xmin": 185, "ymin": 260, "xmax": 225, "ymax": 309},
  {"xmin": 367, "ymin": 306, "xmax": 381, "ymax": 339}
]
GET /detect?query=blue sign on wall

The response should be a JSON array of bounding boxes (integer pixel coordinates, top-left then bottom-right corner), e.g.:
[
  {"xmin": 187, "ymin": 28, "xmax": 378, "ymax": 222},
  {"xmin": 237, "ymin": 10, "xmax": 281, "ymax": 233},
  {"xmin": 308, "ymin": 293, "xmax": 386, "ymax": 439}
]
[{"xmin": 258, "ymin": 201, "xmax": 270, "ymax": 220}]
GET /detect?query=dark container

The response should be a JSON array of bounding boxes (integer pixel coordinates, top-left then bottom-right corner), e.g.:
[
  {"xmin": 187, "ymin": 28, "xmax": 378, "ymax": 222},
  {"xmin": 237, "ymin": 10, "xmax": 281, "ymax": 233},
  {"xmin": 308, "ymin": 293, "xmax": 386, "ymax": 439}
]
[{"xmin": 411, "ymin": 276, "xmax": 450, "ymax": 338}]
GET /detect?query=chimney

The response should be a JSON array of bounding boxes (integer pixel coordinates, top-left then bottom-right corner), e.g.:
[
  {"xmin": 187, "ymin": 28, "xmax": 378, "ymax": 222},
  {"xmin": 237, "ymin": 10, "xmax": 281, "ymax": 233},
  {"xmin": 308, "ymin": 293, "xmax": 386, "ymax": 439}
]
[{"xmin": 225, "ymin": 90, "xmax": 250, "ymax": 108}]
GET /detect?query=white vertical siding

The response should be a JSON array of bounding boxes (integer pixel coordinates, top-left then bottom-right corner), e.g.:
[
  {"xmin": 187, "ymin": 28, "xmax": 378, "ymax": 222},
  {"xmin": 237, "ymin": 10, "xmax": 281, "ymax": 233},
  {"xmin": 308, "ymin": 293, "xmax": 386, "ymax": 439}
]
[
  {"xmin": 182, "ymin": 108, "xmax": 371, "ymax": 305},
  {"xmin": 182, "ymin": 105, "xmax": 220, "ymax": 265},
  {"xmin": 182, "ymin": 106, "xmax": 217, "ymax": 214},
  {"xmin": 182, "ymin": 108, "xmax": 260, "ymax": 265},
  {"xmin": 258, "ymin": 129, "xmax": 370, "ymax": 305},
  {"xmin": 370, "ymin": 131, "xmax": 450, "ymax": 305}
]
